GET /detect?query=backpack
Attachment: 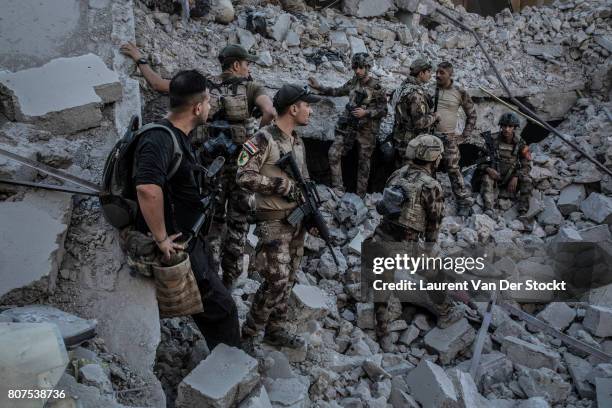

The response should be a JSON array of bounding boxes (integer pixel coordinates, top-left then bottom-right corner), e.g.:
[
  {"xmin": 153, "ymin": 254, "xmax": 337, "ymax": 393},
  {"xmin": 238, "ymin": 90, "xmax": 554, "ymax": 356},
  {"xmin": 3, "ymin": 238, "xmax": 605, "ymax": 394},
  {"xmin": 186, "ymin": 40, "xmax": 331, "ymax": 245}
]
[{"xmin": 100, "ymin": 115, "xmax": 183, "ymax": 229}]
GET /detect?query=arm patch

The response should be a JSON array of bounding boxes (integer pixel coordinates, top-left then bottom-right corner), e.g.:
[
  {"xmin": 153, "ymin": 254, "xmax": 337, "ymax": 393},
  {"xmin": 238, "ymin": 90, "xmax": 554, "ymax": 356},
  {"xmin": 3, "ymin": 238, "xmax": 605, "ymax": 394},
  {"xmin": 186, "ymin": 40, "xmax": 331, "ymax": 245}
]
[{"xmin": 243, "ymin": 139, "xmax": 259, "ymax": 156}]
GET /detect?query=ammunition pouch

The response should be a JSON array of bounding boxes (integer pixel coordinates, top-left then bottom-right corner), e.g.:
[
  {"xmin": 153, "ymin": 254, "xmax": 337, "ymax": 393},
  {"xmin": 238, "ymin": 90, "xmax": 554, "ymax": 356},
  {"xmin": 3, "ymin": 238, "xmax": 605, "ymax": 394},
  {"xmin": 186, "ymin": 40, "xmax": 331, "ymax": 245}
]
[{"xmin": 153, "ymin": 251, "xmax": 204, "ymax": 318}]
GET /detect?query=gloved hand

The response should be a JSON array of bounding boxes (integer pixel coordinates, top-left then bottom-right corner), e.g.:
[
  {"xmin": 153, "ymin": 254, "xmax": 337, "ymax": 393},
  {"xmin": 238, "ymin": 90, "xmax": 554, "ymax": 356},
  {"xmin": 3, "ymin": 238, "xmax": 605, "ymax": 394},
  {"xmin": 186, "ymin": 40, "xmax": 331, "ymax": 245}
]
[{"xmin": 277, "ymin": 178, "xmax": 300, "ymax": 202}]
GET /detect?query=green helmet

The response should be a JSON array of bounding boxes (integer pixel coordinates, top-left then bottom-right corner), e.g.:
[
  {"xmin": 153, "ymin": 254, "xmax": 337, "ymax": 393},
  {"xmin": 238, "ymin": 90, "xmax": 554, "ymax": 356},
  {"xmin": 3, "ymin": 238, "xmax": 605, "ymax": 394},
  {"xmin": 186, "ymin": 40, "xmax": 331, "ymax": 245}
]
[
  {"xmin": 406, "ymin": 134, "xmax": 444, "ymax": 161},
  {"xmin": 498, "ymin": 112, "xmax": 520, "ymax": 127},
  {"xmin": 410, "ymin": 58, "xmax": 432, "ymax": 76},
  {"xmin": 351, "ymin": 52, "xmax": 372, "ymax": 68}
]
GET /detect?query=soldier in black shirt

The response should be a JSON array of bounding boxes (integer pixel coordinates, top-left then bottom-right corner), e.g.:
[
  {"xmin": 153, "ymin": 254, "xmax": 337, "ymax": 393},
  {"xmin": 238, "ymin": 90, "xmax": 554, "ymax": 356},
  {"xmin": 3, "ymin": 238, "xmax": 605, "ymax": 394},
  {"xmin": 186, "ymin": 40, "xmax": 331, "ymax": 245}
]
[{"xmin": 133, "ymin": 70, "xmax": 240, "ymax": 349}]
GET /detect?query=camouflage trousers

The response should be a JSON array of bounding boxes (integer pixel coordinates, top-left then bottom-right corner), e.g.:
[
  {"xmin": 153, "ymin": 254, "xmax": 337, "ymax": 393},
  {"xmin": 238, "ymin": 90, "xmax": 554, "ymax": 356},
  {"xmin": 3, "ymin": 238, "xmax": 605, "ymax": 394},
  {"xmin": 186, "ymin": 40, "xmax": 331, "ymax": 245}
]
[
  {"xmin": 242, "ymin": 220, "xmax": 305, "ymax": 337},
  {"xmin": 329, "ymin": 126, "xmax": 376, "ymax": 196},
  {"xmin": 205, "ymin": 159, "xmax": 250, "ymax": 287},
  {"xmin": 369, "ymin": 223, "xmax": 453, "ymax": 338},
  {"xmin": 481, "ymin": 172, "xmax": 532, "ymax": 213},
  {"xmin": 440, "ymin": 135, "xmax": 471, "ymax": 205},
  {"xmin": 393, "ymin": 131, "xmax": 417, "ymax": 169}
]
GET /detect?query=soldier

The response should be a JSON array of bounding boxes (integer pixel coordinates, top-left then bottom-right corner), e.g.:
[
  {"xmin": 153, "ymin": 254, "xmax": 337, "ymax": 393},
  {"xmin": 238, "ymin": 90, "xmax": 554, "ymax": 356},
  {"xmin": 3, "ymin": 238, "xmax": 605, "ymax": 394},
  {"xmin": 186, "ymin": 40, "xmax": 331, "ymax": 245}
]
[
  {"xmin": 434, "ymin": 61, "xmax": 477, "ymax": 216},
  {"xmin": 120, "ymin": 43, "xmax": 276, "ymax": 289},
  {"xmin": 478, "ymin": 112, "xmax": 533, "ymax": 216},
  {"xmin": 308, "ymin": 53, "xmax": 387, "ymax": 197},
  {"xmin": 236, "ymin": 84, "xmax": 320, "ymax": 352},
  {"xmin": 392, "ymin": 58, "xmax": 439, "ymax": 169},
  {"xmin": 371, "ymin": 134, "xmax": 462, "ymax": 347}
]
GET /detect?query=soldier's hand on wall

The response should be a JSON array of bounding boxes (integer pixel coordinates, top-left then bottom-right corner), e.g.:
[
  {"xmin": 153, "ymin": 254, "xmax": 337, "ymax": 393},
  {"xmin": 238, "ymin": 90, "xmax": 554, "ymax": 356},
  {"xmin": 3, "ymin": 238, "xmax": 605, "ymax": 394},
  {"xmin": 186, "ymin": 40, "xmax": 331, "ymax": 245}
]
[
  {"xmin": 486, "ymin": 167, "xmax": 500, "ymax": 180},
  {"xmin": 308, "ymin": 77, "xmax": 321, "ymax": 90},
  {"xmin": 351, "ymin": 107, "xmax": 368, "ymax": 118},
  {"xmin": 507, "ymin": 176, "xmax": 518, "ymax": 193},
  {"xmin": 120, "ymin": 42, "xmax": 143, "ymax": 61}
]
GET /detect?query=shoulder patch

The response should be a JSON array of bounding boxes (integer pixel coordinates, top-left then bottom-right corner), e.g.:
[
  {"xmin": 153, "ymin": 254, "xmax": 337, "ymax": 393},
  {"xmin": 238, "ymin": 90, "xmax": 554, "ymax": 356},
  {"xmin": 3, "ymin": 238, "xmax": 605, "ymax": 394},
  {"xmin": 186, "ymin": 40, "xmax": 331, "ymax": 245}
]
[
  {"xmin": 243, "ymin": 139, "xmax": 259, "ymax": 156},
  {"xmin": 237, "ymin": 150, "xmax": 250, "ymax": 167}
]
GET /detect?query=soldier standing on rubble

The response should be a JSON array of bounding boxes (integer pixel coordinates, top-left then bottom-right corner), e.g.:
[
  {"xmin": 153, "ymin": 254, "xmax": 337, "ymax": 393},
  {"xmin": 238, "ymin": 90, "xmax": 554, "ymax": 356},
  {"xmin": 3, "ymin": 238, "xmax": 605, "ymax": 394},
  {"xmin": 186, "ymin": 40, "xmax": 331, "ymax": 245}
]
[
  {"xmin": 434, "ymin": 61, "xmax": 478, "ymax": 216},
  {"xmin": 236, "ymin": 84, "xmax": 320, "ymax": 354},
  {"xmin": 370, "ymin": 134, "xmax": 462, "ymax": 350},
  {"xmin": 308, "ymin": 53, "xmax": 387, "ymax": 197},
  {"xmin": 120, "ymin": 42, "xmax": 276, "ymax": 290},
  {"xmin": 477, "ymin": 112, "xmax": 533, "ymax": 217},
  {"xmin": 392, "ymin": 58, "xmax": 439, "ymax": 169}
]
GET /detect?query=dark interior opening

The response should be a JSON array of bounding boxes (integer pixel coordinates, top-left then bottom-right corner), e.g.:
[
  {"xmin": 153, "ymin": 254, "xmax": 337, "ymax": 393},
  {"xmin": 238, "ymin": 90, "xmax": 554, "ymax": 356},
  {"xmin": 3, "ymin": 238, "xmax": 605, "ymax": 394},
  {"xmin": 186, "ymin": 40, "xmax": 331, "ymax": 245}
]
[{"xmin": 520, "ymin": 119, "xmax": 564, "ymax": 145}]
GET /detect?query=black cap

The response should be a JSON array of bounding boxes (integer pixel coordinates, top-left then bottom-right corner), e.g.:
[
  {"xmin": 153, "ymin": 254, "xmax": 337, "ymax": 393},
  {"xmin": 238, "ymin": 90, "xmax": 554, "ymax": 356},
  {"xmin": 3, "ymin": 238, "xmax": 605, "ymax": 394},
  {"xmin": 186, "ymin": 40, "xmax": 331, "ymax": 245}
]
[
  {"xmin": 218, "ymin": 44, "xmax": 259, "ymax": 63},
  {"xmin": 273, "ymin": 84, "xmax": 320, "ymax": 112}
]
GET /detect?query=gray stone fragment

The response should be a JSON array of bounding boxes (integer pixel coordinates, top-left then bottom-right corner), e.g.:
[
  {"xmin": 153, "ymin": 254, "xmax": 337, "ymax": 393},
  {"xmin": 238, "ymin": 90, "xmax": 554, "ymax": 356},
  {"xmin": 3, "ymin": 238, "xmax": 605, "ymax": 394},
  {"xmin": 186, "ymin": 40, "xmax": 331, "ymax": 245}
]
[
  {"xmin": 587, "ymin": 363, "xmax": 612, "ymax": 384},
  {"xmin": 175, "ymin": 344, "xmax": 259, "ymax": 408},
  {"xmin": 270, "ymin": 14, "xmax": 291, "ymax": 42},
  {"xmin": 256, "ymin": 51, "xmax": 274, "ymax": 67},
  {"xmin": 405, "ymin": 360, "xmax": 458, "ymax": 408},
  {"xmin": 79, "ymin": 364, "xmax": 113, "ymax": 394},
  {"xmin": 342, "ymin": 0, "xmax": 394, "ymax": 17},
  {"xmin": 535, "ymin": 303, "xmax": 576, "ymax": 331},
  {"xmin": 580, "ymin": 193, "xmax": 612, "ymax": 224},
  {"xmin": 398, "ymin": 325, "xmax": 419, "ymax": 346},
  {"xmin": 579, "ymin": 225, "xmax": 612, "ymax": 242},
  {"xmin": 583, "ymin": 305, "xmax": 612, "ymax": 337},
  {"xmin": 596, "ymin": 378, "xmax": 612, "ymax": 408},
  {"xmin": 500, "ymin": 336, "xmax": 560, "ymax": 370},
  {"xmin": 563, "ymin": 352, "xmax": 595, "ymax": 399},
  {"xmin": 448, "ymin": 369, "xmax": 487, "ymax": 408},
  {"xmin": 238, "ymin": 385, "xmax": 273, "ymax": 408},
  {"xmin": 356, "ymin": 303, "xmax": 375, "ymax": 330},
  {"xmin": 330, "ymin": 31, "xmax": 350, "ymax": 52},
  {"xmin": 289, "ymin": 284, "xmax": 333, "ymax": 321},
  {"xmin": 537, "ymin": 196, "xmax": 563, "ymax": 226},
  {"xmin": 285, "ymin": 31, "xmax": 300, "ymax": 47},
  {"xmin": 2, "ymin": 305, "xmax": 96, "ymax": 347},
  {"xmin": 264, "ymin": 351, "xmax": 294, "ymax": 380},
  {"xmin": 557, "ymin": 184, "xmax": 586, "ymax": 215},
  {"xmin": 348, "ymin": 36, "xmax": 368, "ymax": 55},
  {"xmin": 515, "ymin": 397, "xmax": 550, "ymax": 408},
  {"xmin": 423, "ymin": 318, "xmax": 475, "ymax": 365},
  {"xmin": 237, "ymin": 28, "xmax": 256, "ymax": 51},
  {"xmin": 263, "ymin": 375, "xmax": 310, "ymax": 408},
  {"xmin": 551, "ymin": 227, "xmax": 583, "ymax": 244},
  {"xmin": 390, "ymin": 375, "xmax": 419, "ymax": 408},
  {"xmin": 517, "ymin": 365, "xmax": 571, "ymax": 403}
]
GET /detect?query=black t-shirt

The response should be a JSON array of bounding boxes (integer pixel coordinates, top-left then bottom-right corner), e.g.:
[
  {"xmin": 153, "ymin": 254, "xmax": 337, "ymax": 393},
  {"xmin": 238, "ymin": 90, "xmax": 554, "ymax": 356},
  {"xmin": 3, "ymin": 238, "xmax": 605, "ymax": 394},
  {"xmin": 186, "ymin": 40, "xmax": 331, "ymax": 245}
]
[{"xmin": 134, "ymin": 119, "xmax": 202, "ymax": 236}]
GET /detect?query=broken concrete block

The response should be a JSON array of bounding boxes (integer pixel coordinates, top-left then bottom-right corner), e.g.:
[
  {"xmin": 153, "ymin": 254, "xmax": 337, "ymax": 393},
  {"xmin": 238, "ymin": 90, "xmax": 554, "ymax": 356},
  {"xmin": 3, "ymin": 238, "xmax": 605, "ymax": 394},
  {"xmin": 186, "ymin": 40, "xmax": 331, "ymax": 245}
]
[
  {"xmin": 79, "ymin": 364, "xmax": 113, "ymax": 394},
  {"xmin": 0, "ymin": 54, "xmax": 121, "ymax": 133},
  {"xmin": 270, "ymin": 13, "xmax": 291, "ymax": 42},
  {"xmin": 289, "ymin": 284, "xmax": 334, "ymax": 322},
  {"xmin": 390, "ymin": 375, "xmax": 419, "ymax": 408},
  {"xmin": 551, "ymin": 227, "xmax": 583, "ymax": 245},
  {"xmin": 210, "ymin": 0, "xmax": 235, "ymax": 23},
  {"xmin": 2, "ymin": 305, "xmax": 96, "ymax": 347},
  {"xmin": 348, "ymin": 231, "xmax": 366, "ymax": 255},
  {"xmin": 587, "ymin": 363, "xmax": 612, "ymax": 385},
  {"xmin": 0, "ymin": 323, "xmax": 68, "ymax": 408},
  {"xmin": 348, "ymin": 36, "xmax": 368, "ymax": 56},
  {"xmin": 356, "ymin": 303, "xmax": 375, "ymax": 330},
  {"xmin": 238, "ymin": 385, "xmax": 273, "ymax": 408},
  {"xmin": 583, "ymin": 305, "xmax": 612, "ymax": 337},
  {"xmin": 457, "ymin": 352, "xmax": 513, "ymax": 390},
  {"xmin": 579, "ymin": 225, "xmax": 612, "ymax": 242},
  {"xmin": 264, "ymin": 351, "xmax": 294, "ymax": 380},
  {"xmin": 581, "ymin": 193, "xmax": 612, "ymax": 225},
  {"xmin": 261, "ymin": 342, "xmax": 307, "ymax": 364},
  {"xmin": 342, "ymin": 0, "xmax": 394, "ymax": 17},
  {"xmin": 537, "ymin": 196, "xmax": 563, "ymax": 226},
  {"xmin": 563, "ymin": 352, "xmax": 595, "ymax": 399},
  {"xmin": 557, "ymin": 184, "xmax": 586, "ymax": 215},
  {"xmin": 405, "ymin": 360, "xmax": 458, "ymax": 408},
  {"xmin": 517, "ymin": 365, "xmax": 571, "ymax": 403},
  {"xmin": 398, "ymin": 325, "xmax": 419, "ymax": 346},
  {"xmin": 47, "ymin": 373, "xmax": 130, "ymax": 408},
  {"xmin": 423, "ymin": 318, "xmax": 475, "ymax": 365},
  {"xmin": 316, "ymin": 247, "xmax": 347, "ymax": 279},
  {"xmin": 0, "ymin": 191, "xmax": 72, "ymax": 297},
  {"xmin": 448, "ymin": 369, "xmax": 487, "ymax": 408},
  {"xmin": 237, "ymin": 28, "xmax": 256, "ymax": 51},
  {"xmin": 515, "ymin": 397, "xmax": 551, "ymax": 408},
  {"xmin": 330, "ymin": 31, "xmax": 350, "ymax": 52},
  {"xmin": 500, "ymin": 336, "xmax": 560, "ymax": 370},
  {"xmin": 596, "ymin": 378, "xmax": 612, "ymax": 408},
  {"xmin": 535, "ymin": 303, "xmax": 576, "ymax": 331},
  {"xmin": 363, "ymin": 359, "xmax": 391, "ymax": 382},
  {"xmin": 175, "ymin": 344, "xmax": 259, "ymax": 408},
  {"xmin": 263, "ymin": 375, "xmax": 310, "ymax": 408}
]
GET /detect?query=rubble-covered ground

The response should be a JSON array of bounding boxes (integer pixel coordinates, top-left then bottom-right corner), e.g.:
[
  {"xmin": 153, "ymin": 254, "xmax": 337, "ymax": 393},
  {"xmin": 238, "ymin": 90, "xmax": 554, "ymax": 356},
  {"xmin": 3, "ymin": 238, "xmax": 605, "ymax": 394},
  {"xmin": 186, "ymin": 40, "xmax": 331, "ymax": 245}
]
[{"xmin": 1, "ymin": 0, "xmax": 612, "ymax": 407}]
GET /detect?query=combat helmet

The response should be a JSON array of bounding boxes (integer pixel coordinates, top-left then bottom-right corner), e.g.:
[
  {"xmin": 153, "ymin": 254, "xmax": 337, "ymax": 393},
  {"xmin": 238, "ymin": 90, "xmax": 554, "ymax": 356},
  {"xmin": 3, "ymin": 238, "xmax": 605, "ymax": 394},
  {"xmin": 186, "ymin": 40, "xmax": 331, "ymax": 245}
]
[
  {"xmin": 409, "ymin": 58, "xmax": 432, "ymax": 76},
  {"xmin": 498, "ymin": 112, "xmax": 520, "ymax": 127},
  {"xmin": 352, "ymin": 53, "xmax": 372, "ymax": 68},
  {"xmin": 406, "ymin": 134, "xmax": 444, "ymax": 161}
]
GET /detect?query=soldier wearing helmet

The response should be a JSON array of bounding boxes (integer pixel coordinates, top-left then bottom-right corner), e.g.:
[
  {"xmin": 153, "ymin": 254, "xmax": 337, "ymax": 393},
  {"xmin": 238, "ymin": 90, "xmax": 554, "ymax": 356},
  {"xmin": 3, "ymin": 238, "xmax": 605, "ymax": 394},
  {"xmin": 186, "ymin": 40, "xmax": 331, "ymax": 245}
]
[
  {"xmin": 477, "ymin": 112, "xmax": 533, "ymax": 216},
  {"xmin": 308, "ymin": 53, "xmax": 387, "ymax": 197},
  {"xmin": 391, "ymin": 58, "xmax": 439, "ymax": 169},
  {"xmin": 369, "ymin": 134, "xmax": 463, "ymax": 351}
]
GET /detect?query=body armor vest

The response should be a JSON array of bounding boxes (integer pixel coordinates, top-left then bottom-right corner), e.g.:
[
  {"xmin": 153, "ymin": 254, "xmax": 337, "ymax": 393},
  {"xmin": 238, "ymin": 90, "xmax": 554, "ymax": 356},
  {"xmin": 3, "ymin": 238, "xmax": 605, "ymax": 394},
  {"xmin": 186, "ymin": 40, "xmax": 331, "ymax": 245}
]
[
  {"xmin": 496, "ymin": 133, "xmax": 521, "ymax": 181},
  {"xmin": 212, "ymin": 75, "xmax": 255, "ymax": 144},
  {"xmin": 394, "ymin": 169, "xmax": 436, "ymax": 233}
]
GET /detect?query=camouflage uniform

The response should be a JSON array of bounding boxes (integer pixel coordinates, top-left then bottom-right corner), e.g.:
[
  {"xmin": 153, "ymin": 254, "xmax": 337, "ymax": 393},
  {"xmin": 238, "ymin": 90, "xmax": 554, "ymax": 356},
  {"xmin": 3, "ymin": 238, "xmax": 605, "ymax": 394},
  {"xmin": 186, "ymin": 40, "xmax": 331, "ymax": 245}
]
[
  {"xmin": 236, "ymin": 124, "xmax": 309, "ymax": 339},
  {"xmin": 204, "ymin": 71, "xmax": 267, "ymax": 288},
  {"xmin": 318, "ymin": 76, "xmax": 387, "ymax": 196},
  {"xmin": 479, "ymin": 131, "xmax": 533, "ymax": 213},
  {"xmin": 371, "ymin": 135, "xmax": 460, "ymax": 339},
  {"xmin": 392, "ymin": 75, "xmax": 437, "ymax": 169},
  {"xmin": 434, "ymin": 82, "xmax": 477, "ymax": 209}
]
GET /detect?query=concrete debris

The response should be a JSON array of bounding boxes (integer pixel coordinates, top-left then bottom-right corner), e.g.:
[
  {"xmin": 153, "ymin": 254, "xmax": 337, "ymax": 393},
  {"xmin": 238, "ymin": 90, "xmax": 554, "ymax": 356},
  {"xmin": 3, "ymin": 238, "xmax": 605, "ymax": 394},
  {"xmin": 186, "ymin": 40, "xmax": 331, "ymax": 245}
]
[
  {"xmin": 79, "ymin": 364, "xmax": 113, "ymax": 394},
  {"xmin": 448, "ymin": 369, "xmax": 487, "ymax": 408},
  {"xmin": 515, "ymin": 397, "xmax": 551, "ymax": 408},
  {"xmin": 263, "ymin": 375, "xmax": 310, "ymax": 408},
  {"xmin": 563, "ymin": 352, "xmax": 595, "ymax": 399},
  {"xmin": 536, "ymin": 196, "xmax": 564, "ymax": 226},
  {"xmin": 0, "ymin": 54, "xmax": 122, "ymax": 133},
  {"xmin": 423, "ymin": 318, "xmax": 476, "ymax": 365},
  {"xmin": 535, "ymin": 303, "xmax": 576, "ymax": 331},
  {"xmin": 356, "ymin": 303, "xmax": 375, "ymax": 330},
  {"xmin": 270, "ymin": 14, "xmax": 292, "ymax": 42},
  {"xmin": 501, "ymin": 336, "xmax": 560, "ymax": 371},
  {"xmin": 289, "ymin": 284, "xmax": 334, "ymax": 322},
  {"xmin": 582, "ymin": 305, "xmax": 612, "ymax": 337},
  {"xmin": 0, "ymin": 323, "xmax": 68, "ymax": 408},
  {"xmin": 405, "ymin": 360, "xmax": 458, "ymax": 408},
  {"xmin": 587, "ymin": 363, "xmax": 612, "ymax": 385},
  {"xmin": 580, "ymin": 193, "xmax": 612, "ymax": 224},
  {"xmin": 557, "ymin": 184, "xmax": 586, "ymax": 215},
  {"xmin": 238, "ymin": 385, "xmax": 273, "ymax": 408},
  {"xmin": 175, "ymin": 344, "xmax": 259, "ymax": 408},
  {"xmin": 596, "ymin": 378, "xmax": 612, "ymax": 408},
  {"xmin": 1, "ymin": 305, "xmax": 96, "ymax": 347},
  {"xmin": 342, "ymin": 0, "xmax": 394, "ymax": 18},
  {"xmin": 517, "ymin": 365, "xmax": 571, "ymax": 403},
  {"xmin": 329, "ymin": 31, "xmax": 350, "ymax": 52},
  {"xmin": 398, "ymin": 325, "xmax": 420, "ymax": 346}
]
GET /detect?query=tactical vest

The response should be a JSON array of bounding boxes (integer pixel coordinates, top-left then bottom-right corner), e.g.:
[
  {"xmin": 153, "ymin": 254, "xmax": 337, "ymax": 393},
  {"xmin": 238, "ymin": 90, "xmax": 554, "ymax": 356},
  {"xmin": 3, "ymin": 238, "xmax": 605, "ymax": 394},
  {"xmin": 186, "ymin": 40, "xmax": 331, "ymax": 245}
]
[
  {"xmin": 394, "ymin": 169, "xmax": 437, "ymax": 233},
  {"xmin": 256, "ymin": 126, "xmax": 308, "ymax": 212},
  {"xmin": 496, "ymin": 133, "xmax": 521, "ymax": 180},
  {"xmin": 392, "ymin": 78, "xmax": 432, "ymax": 142},
  {"xmin": 211, "ymin": 75, "xmax": 257, "ymax": 144}
]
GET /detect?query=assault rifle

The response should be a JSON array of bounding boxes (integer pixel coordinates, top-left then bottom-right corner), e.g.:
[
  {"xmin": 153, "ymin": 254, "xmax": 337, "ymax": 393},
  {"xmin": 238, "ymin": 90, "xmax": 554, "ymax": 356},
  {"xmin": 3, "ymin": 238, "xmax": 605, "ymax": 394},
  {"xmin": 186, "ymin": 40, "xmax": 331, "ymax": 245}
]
[
  {"xmin": 276, "ymin": 152, "xmax": 339, "ymax": 265},
  {"xmin": 339, "ymin": 89, "xmax": 368, "ymax": 129}
]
